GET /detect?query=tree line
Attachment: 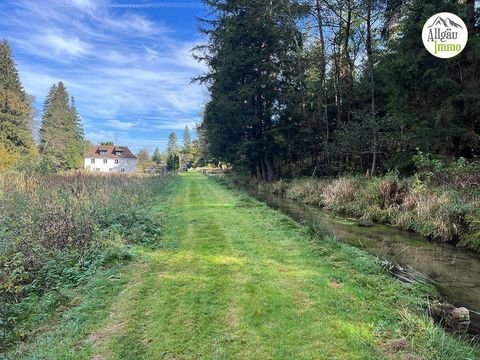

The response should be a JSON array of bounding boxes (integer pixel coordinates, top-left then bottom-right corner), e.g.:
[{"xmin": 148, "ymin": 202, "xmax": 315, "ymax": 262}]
[
  {"xmin": 136, "ymin": 126, "xmax": 203, "ymax": 172},
  {"xmin": 0, "ymin": 40, "xmax": 86, "ymax": 172},
  {"xmin": 195, "ymin": 0, "xmax": 479, "ymax": 180}
]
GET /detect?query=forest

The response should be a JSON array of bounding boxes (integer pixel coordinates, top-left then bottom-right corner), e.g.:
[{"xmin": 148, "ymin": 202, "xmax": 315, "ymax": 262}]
[
  {"xmin": 196, "ymin": 0, "xmax": 479, "ymax": 179},
  {"xmin": 194, "ymin": 0, "xmax": 480, "ymax": 252}
]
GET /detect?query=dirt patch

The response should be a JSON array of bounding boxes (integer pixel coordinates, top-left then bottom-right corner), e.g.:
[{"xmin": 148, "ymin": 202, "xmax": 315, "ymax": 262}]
[
  {"xmin": 386, "ymin": 337, "xmax": 408, "ymax": 353},
  {"xmin": 87, "ymin": 319, "xmax": 127, "ymax": 346},
  {"xmin": 402, "ymin": 354, "xmax": 422, "ymax": 360},
  {"xmin": 329, "ymin": 279, "xmax": 343, "ymax": 289},
  {"xmin": 383, "ymin": 337, "xmax": 422, "ymax": 360}
]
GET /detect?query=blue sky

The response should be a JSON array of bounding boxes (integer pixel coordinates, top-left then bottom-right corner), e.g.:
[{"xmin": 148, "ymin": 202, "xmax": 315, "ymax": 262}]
[{"xmin": 0, "ymin": 0, "xmax": 208, "ymax": 153}]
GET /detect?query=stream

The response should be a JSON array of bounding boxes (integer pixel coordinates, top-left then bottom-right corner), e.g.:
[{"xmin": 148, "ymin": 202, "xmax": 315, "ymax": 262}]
[{"xmin": 251, "ymin": 189, "xmax": 480, "ymax": 335}]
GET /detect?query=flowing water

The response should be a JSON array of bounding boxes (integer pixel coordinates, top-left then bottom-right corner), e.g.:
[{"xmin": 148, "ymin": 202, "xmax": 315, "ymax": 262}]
[{"xmin": 251, "ymin": 190, "xmax": 480, "ymax": 335}]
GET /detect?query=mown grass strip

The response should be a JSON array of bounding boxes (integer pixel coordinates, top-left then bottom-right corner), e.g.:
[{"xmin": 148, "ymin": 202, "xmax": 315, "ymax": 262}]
[{"xmin": 93, "ymin": 173, "xmax": 479, "ymax": 360}]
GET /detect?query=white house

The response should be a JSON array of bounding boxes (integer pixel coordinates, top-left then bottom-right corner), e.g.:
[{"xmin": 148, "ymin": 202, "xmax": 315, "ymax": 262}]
[{"xmin": 84, "ymin": 145, "xmax": 137, "ymax": 173}]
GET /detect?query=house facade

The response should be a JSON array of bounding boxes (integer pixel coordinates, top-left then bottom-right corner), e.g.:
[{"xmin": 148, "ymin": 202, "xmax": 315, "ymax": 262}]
[{"xmin": 84, "ymin": 145, "xmax": 137, "ymax": 173}]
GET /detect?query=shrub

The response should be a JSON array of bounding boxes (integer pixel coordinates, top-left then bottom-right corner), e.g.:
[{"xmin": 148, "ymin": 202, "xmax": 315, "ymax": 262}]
[{"xmin": 286, "ymin": 179, "xmax": 324, "ymax": 205}]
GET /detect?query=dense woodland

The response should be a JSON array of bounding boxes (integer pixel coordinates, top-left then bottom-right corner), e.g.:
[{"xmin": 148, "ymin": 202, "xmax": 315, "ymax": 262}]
[{"xmin": 195, "ymin": 0, "xmax": 480, "ymax": 180}]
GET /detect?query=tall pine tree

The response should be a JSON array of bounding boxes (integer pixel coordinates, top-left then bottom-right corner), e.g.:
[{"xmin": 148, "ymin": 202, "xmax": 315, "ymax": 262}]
[
  {"xmin": 39, "ymin": 82, "xmax": 85, "ymax": 170},
  {"xmin": 152, "ymin": 147, "xmax": 162, "ymax": 164},
  {"xmin": 0, "ymin": 40, "xmax": 34, "ymax": 156},
  {"xmin": 183, "ymin": 125, "xmax": 192, "ymax": 150},
  {"xmin": 196, "ymin": 0, "xmax": 307, "ymax": 180},
  {"xmin": 166, "ymin": 132, "xmax": 179, "ymax": 156}
]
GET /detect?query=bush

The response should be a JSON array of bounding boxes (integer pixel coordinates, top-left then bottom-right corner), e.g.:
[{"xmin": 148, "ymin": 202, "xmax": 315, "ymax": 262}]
[
  {"xmin": 413, "ymin": 150, "xmax": 480, "ymax": 190},
  {"xmin": 323, "ymin": 178, "xmax": 357, "ymax": 207}
]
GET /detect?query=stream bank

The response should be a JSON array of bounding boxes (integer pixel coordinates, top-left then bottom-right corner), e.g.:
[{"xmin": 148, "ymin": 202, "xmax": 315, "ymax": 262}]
[{"xmin": 249, "ymin": 187, "xmax": 480, "ymax": 336}]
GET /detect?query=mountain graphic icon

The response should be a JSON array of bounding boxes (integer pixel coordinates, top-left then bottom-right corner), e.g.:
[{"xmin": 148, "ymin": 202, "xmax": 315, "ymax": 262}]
[{"xmin": 428, "ymin": 16, "xmax": 463, "ymax": 29}]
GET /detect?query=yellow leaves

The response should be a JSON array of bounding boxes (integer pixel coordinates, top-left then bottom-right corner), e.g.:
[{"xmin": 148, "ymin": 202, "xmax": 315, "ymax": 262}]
[
  {"xmin": 0, "ymin": 88, "xmax": 29, "ymax": 115},
  {"xmin": 0, "ymin": 143, "xmax": 21, "ymax": 171}
]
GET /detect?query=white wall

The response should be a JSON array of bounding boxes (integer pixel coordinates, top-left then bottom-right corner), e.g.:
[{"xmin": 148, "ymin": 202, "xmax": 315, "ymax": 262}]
[{"xmin": 84, "ymin": 157, "xmax": 137, "ymax": 173}]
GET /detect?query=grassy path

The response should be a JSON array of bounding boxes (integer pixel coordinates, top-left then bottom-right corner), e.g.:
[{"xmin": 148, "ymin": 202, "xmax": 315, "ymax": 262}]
[
  {"xmin": 87, "ymin": 173, "xmax": 413, "ymax": 359},
  {"xmin": 92, "ymin": 173, "xmax": 389, "ymax": 359},
  {"xmin": 13, "ymin": 173, "xmax": 479, "ymax": 359}
]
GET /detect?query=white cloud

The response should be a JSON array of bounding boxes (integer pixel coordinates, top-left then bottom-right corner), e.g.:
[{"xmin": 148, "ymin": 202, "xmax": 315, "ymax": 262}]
[
  {"xmin": 69, "ymin": 0, "xmax": 98, "ymax": 9},
  {"xmin": 43, "ymin": 32, "xmax": 91, "ymax": 56},
  {"xmin": 106, "ymin": 119, "xmax": 140, "ymax": 130},
  {"xmin": 2, "ymin": 0, "xmax": 207, "ymax": 151}
]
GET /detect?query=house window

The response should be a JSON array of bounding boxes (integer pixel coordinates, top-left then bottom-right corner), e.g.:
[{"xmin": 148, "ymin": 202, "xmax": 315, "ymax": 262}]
[
  {"xmin": 109, "ymin": 168, "xmax": 113, "ymax": 172},
  {"xmin": 91, "ymin": 159, "xmax": 95, "ymax": 164},
  {"xmin": 115, "ymin": 159, "xmax": 119, "ymax": 164},
  {"xmin": 121, "ymin": 168, "xmax": 125, "ymax": 172},
  {"xmin": 95, "ymin": 168, "xmax": 100, "ymax": 172},
  {"xmin": 103, "ymin": 159, "xmax": 108, "ymax": 164},
  {"xmin": 100, "ymin": 150, "xmax": 107, "ymax": 155}
]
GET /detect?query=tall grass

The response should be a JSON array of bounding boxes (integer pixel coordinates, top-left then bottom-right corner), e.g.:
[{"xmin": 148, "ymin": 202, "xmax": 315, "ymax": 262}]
[
  {"xmin": 398, "ymin": 308, "xmax": 479, "ymax": 360},
  {"xmin": 252, "ymin": 173, "xmax": 479, "ymax": 252},
  {"xmin": 0, "ymin": 172, "xmax": 173, "ymax": 350}
]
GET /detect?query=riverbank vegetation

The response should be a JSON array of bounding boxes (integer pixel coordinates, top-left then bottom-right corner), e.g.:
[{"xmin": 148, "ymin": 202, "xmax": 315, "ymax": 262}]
[
  {"xmin": 0, "ymin": 172, "xmax": 175, "ymax": 352},
  {"xmin": 220, "ymin": 152, "xmax": 480, "ymax": 252}
]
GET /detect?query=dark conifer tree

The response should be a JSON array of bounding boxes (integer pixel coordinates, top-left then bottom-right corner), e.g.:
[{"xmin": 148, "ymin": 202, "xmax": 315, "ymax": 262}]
[
  {"xmin": 39, "ymin": 82, "xmax": 85, "ymax": 169},
  {"xmin": 196, "ymin": 0, "xmax": 307, "ymax": 180},
  {"xmin": 0, "ymin": 39, "xmax": 34, "ymax": 152}
]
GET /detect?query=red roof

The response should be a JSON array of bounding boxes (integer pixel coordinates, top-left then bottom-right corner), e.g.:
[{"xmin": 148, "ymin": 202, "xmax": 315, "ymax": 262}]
[{"xmin": 85, "ymin": 145, "xmax": 137, "ymax": 159}]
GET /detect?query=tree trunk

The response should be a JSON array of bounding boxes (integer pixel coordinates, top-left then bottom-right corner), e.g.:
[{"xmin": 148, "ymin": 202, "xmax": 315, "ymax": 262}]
[
  {"xmin": 260, "ymin": 157, "xmax": 267, "ymax": 181},
  {"xmin": 366, "ymin": 0, "xmax": 377, "ymax": 175},
  {"xmin": 315, "ymin": 0, "xmax": 329, "ymax": 168},
  {"xmin": 256, "ymin": 163, "xmax": 262, "ymax": 179},
  {"xmin": 342, "ymin": 1, "xmax": 354, "ymax": 124},
  {"xmin": 265, "ymin": 153, "xmax": 276, "ymax": 181}
]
